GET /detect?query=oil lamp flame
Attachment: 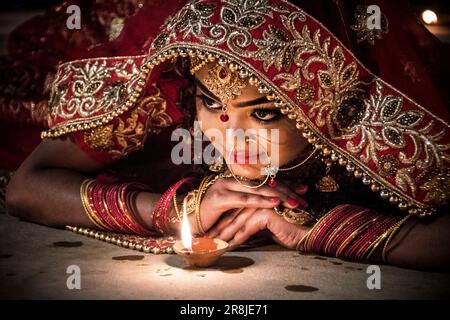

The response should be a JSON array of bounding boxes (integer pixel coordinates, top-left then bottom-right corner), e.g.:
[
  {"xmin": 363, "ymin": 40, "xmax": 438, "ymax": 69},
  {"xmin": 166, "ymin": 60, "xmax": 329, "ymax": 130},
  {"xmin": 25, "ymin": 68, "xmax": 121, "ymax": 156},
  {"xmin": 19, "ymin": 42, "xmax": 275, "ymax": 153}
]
[{"xmin": 181, "ymin": 200, "xmax": 192, "ymax": 251}]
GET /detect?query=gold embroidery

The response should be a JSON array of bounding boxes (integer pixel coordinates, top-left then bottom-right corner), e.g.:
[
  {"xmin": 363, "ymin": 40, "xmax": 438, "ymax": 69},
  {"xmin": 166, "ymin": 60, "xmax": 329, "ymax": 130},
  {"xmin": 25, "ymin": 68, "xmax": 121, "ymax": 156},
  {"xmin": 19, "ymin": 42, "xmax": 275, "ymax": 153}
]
[
  {"xmin": 152, "ymin": 0, "xmax": 289, "ymax": 51},
  {"xmin": 378, "ymin": 155, "xmax": 399, "ymax": 177},
  {"xmin": 84, "ymin": 125, "xmax": 114, "ymax": 150},
  {"xmin": 83, "ymin": 87, "xmax": 173, "ymax": 158},
  {"xmin": 419, "ymin": 168, "xmax": 450, "ymax": 206},
  {"xmin": 145, "ymin": 93, "xmax": 173, "ymax": 135},
  {"xmin": 265, "ymin": 14, "xmax": 365, "ymax": 130},
  {"xmin": 295, "ymin": 83, "xmax": 315, "ymax": 105},
  {"xmin": 42, "ymin": 54, "xmax": 150, "ymax": 139},
  {"xmin": 109, "ymin": 106, "xmax": 148, "ymax": 158},
  {"xmin": 50, "ymin": 59, "xmax": 138, "ymax": 120},
  {"xmin": 344, "ymin": 81, "xmax": 450, "ymax": 198}
]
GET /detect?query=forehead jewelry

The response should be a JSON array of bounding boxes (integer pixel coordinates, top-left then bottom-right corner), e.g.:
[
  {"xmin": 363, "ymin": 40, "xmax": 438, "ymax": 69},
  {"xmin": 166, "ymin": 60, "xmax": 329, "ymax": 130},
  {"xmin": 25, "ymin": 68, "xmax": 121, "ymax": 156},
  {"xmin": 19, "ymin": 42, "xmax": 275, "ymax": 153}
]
[{"xmin": 202, "ymin": 64, "xmax": 247, "ymax": 122}]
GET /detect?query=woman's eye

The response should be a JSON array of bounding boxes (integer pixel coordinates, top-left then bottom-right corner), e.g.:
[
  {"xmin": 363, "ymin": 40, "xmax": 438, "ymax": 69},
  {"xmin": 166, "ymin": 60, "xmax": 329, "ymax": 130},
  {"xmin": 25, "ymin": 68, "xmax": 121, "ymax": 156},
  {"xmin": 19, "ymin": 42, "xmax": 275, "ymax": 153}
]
[
  {"xmin": 197, "ymin": 95, "xmax": 221, "ymax": 110},
  {"xmin": 252, "ymin": 109, "xmax": 281, "ymax": 122}
]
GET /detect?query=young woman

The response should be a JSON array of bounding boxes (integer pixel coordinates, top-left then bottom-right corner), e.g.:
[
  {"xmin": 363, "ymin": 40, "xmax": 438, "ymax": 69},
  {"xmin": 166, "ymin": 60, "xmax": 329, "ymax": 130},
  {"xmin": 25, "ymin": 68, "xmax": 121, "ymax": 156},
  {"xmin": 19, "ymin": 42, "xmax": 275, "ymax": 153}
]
[{"xmin": 4, "ymin": 0, "xmax": 450, "ymax": 271}]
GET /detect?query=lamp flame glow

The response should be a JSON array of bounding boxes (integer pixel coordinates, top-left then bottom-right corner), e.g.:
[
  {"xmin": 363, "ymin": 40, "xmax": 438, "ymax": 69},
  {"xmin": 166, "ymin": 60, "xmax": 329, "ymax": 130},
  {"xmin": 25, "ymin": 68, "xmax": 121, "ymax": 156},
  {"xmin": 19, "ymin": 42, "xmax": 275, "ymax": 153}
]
[
  {"xmin": 422, "ymin": 10, "xmax": 438, "ymax": 25},
  {"xmin": 181, "ymin": 200, "xmax": 192, "ymax": 251}
]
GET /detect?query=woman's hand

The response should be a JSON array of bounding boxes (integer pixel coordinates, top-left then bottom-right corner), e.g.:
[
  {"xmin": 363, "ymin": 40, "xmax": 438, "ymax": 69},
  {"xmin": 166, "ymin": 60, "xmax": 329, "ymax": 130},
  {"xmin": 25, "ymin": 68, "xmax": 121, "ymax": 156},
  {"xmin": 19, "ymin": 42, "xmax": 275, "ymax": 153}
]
[
  {"xmin": 176, "ymin": 177, "xmax": 307, "ymax": 235},
  {"xmin": 206, "ymin": 207, "xmax": 310, "ymax": 250}
]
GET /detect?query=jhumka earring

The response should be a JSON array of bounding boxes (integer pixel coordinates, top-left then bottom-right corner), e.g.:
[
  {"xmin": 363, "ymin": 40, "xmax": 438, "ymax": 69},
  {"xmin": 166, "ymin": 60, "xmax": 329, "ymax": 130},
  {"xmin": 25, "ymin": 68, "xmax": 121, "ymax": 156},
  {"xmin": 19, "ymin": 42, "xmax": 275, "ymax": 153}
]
[{"xmin": 315, "ymin": 159, "xmax": 339, "ymax": 192}]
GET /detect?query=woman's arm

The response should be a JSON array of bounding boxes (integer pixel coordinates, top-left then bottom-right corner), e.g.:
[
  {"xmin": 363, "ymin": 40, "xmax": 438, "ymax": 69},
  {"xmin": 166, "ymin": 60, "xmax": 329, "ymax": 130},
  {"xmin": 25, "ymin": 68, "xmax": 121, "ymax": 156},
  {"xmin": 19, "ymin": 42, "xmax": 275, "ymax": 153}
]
[
  {"xmin": 6, "ymin": 138, "xmax": 101, "ymax": 227},
  {"xmin": 5, "ymin": 138, "xmax": 159, "ymax": 229},
  {"xmin": 377, "ymin": 213, "xmax": 450, "ymax": 272},
  {"xmin": 5, "ymin": 138, "xmax": 294, "ymax": 234}
]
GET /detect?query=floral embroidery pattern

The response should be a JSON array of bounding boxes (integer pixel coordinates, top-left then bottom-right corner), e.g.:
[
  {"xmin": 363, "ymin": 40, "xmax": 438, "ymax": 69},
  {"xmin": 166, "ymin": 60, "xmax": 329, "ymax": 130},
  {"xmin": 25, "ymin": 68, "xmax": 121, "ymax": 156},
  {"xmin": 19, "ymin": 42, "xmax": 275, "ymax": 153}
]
[
  {"xmin": 152, "ymin": 0, "xmax": 289, "ymax": 50},
  {"xmin": 343, "ymin": 81, "xmax": 450, "ymax": 200},
  {"xmin": 83, "ymin": 87, "xmax": 173, "ymax": 159},
  {"xmin": 49, "ymin": 58, "xmax": 140, "ymax": 120}
]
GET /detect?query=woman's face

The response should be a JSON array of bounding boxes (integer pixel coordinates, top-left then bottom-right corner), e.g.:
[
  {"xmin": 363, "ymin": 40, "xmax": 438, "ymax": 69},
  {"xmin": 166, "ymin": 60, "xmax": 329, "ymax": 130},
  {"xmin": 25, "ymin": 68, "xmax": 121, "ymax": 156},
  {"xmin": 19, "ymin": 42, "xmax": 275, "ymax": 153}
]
[{"xmin": 195, "ymin": 64, "xmax": 308, "ymax": 180}]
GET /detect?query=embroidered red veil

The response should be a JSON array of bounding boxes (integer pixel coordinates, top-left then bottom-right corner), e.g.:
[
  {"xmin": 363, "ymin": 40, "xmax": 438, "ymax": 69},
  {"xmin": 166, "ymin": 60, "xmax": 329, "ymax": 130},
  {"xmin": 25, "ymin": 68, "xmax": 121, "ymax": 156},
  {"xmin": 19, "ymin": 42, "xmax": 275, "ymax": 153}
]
[{"xmin": 1, "ymin": 1, "xmax": 449, "ymax": 220}]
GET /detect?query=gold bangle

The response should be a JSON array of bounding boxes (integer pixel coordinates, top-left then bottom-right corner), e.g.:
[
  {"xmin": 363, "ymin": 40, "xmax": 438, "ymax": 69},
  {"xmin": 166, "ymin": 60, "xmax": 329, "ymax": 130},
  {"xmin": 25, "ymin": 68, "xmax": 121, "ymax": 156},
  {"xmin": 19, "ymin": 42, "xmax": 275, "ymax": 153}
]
[
  {"xmin": 101, "ymin": 184, "xmax": 124, "ymax": 231},
  {"xmin": 80, "ymin": 179, "xmax": 108, "ymax": 230},
  {"xmin": 172, "ymin": 191, "xmax": 182, "ymax": 223},
  {"xmin": 322, "ymin": 209, "xmax": 368, "ymax": 254},
  {"xmin": 296, "ymin": 228, "xmax": 314, "ymax": 251},
  {"xmin": 364, "ymin": 215, "xmax": 411, "ymax": 261},
  {"xmin": 171, "ymin": 189, "xmax": 197, "ymax": 223},
  {"xmin": 295, "ymin": 208, "xmax": 334, "ymax": 252},
  {"xmin": 297, "ymin": 205, "xmax": 345, "ymax": 252},
  {"xmin": 335, "ymin": 216, "xmax": 379, "ymax": 258},
  {"xmin": 194, "ymin": 174, "xmax": 222, "ymax": 235},
  {"xmin": 380, "ymin": 215, "xmax": 411, "ymax": 262},
  {"xmin": 194, "ymin": 176, "xmax": 209, "ymax": 236}
]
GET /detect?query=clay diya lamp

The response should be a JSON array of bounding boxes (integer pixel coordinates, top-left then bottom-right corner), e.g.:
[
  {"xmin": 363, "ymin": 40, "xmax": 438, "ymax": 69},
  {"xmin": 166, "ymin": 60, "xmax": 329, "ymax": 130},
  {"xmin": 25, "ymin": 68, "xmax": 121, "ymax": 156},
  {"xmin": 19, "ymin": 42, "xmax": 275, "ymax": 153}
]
[{"xmin": 173, "ymin": 237, "xmax": 229, "ymax": 267}]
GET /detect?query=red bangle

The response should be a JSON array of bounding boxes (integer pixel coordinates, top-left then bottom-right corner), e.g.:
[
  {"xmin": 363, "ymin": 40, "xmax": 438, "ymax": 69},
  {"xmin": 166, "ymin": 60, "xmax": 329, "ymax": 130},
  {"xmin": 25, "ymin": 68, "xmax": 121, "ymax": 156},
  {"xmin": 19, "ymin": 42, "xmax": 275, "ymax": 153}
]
[{"xmin": 152, "ymin": 177, "xmax": 193, "ymax": 234}]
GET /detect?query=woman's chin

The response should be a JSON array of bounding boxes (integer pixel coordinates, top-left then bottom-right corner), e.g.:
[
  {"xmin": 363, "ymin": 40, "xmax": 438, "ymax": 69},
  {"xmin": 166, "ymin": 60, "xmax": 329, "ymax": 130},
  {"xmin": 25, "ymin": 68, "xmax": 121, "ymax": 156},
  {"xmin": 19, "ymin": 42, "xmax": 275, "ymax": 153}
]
[{"xmin": 227, "ymin": 163, "xmax": 265, "ymax": 180}]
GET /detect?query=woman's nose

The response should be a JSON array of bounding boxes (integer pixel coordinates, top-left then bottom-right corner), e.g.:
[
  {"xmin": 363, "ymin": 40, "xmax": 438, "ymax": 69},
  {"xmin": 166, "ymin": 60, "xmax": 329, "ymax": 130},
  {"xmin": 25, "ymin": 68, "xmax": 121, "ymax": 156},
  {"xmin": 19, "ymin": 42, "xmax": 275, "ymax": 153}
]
[{"xmin": 221, "ymin": 110, "xmax": 247, "ymax": 132}]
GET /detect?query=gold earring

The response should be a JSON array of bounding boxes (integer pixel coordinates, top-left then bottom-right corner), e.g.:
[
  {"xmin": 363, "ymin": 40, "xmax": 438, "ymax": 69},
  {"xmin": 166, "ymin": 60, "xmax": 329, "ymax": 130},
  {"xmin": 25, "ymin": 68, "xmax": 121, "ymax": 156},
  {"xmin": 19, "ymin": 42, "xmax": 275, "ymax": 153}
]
[{"xmin": 316, "ymin": 159, "xmax": 339, "ymax": 192}]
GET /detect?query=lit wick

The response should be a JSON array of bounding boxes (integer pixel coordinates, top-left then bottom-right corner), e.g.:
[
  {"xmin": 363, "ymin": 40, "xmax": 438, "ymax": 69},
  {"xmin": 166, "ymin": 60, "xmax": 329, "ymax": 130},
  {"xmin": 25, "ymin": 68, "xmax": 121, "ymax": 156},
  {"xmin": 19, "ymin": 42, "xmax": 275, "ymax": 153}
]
[
  {"xmin": 173, "ymin": 199, "xmax": 229, "ymax": 267},
  {"xmin": 181, "ymin": 200, "xmax": 192, "ymax": 251}
]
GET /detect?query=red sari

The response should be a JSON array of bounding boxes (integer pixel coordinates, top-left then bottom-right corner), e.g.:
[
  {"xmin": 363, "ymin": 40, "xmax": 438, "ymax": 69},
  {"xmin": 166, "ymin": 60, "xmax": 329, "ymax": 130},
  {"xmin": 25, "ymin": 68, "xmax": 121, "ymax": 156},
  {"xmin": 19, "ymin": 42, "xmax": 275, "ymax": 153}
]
[{"xmin": 1, "ymin": 0, "xmax": 449, "ymax": 258}]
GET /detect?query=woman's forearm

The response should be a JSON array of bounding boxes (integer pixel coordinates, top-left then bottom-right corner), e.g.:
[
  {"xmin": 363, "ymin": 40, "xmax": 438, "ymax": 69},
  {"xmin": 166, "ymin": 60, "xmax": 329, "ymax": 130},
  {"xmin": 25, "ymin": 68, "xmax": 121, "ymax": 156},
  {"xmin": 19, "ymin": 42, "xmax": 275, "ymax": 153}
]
[
  {"xmin": 6, "ymin": 166, "xmax": 168, "ymax": 232},
  {"xmin": 383, "ymin": 213, "xmax": 450, "ymax": 271},
  {"xmin": 6, "ymin": 167, "xmax": 94, "ymax": 227}
]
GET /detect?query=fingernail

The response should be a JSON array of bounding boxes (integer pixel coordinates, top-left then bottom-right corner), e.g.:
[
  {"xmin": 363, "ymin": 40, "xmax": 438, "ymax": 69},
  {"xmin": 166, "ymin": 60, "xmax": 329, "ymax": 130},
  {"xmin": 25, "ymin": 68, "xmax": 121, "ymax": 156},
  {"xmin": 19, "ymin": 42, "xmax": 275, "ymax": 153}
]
[
  {"xmin": 270, "ymin": 197, "xmax": 280, "ymax": 203},
  {"xmin": 297, "ymin": 197, "xmax": 308, "ymax": 209},
  {"xmin": 287, "ymin": 197, "xmax": 299, "ymax": 207},
  {"xmin": 296, "ymin": 185, "xmax": 308, "ymax": 194}
]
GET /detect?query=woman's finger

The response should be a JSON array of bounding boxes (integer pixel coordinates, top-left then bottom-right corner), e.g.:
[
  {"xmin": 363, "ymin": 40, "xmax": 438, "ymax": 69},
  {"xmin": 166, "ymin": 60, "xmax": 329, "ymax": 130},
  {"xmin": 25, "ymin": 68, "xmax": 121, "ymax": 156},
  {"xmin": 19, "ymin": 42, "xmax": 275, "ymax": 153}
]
[
  {"xmin": 200, "ymin": 190, "xmax": 279, "ymax": 229},
  {"xmin": 206, "ymin": 208, "xmax": 244, "ymax": 238},
  {"xmin": 267, "ymin": 181, "xmax": 308, "ymax": 209},
  {"xmin": 294, "ymin": 184, "xmax": 309, "ymax": 195},
  {"xmin": 221, "ymin": 178, "xmax": 304, "ymax": 209},
  {"xmin": 228, "ymin": 209, "xmax": 271, "ymax": 250},
  {"xmin": 215, "ymin": 208, "xmax": 255, "ymax": 242}
]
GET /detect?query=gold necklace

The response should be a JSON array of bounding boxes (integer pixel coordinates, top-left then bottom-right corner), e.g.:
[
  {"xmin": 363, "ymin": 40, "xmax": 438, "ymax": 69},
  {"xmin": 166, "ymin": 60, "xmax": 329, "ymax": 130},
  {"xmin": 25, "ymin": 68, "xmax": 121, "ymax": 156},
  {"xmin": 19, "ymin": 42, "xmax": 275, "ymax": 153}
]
[{"xmin": 277, "ymin": 147, "xmax": 319, "ymax": 172}]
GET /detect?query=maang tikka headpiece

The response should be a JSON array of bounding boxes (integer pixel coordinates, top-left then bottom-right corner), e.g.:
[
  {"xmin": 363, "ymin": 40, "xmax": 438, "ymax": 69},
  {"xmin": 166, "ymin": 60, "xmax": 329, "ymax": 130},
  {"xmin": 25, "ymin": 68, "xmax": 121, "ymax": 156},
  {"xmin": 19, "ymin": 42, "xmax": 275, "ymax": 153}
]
[{"xmin": 191, "ymin": 59, "xmax": 247, "ymax": 122}]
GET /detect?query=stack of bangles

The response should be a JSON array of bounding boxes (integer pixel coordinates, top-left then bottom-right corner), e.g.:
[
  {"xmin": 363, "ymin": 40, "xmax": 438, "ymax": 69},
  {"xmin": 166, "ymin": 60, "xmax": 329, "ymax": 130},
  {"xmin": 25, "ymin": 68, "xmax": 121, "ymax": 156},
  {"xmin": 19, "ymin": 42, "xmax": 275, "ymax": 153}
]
[
  {"xmin": 80, "ymin": 179, "xmax": 156, "ymax": 236},
  {"xmin": 172, "ymin": 173, "xmax": 229, "ymax": 236},
  {"xmin": 296, "ymin": 204, "xmax": 411, "ymax": 262},
  {"xmin": 80, "ymin": 175, "xmax": 225, "ymax": 238}
]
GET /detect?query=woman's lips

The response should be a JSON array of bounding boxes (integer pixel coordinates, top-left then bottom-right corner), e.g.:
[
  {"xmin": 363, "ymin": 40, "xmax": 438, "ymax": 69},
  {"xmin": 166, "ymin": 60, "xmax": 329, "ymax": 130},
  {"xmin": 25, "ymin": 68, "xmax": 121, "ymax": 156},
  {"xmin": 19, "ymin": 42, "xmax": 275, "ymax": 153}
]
[{"xmin": 231, "ymin": 150, "xmax": 266, "ymax": 164}]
